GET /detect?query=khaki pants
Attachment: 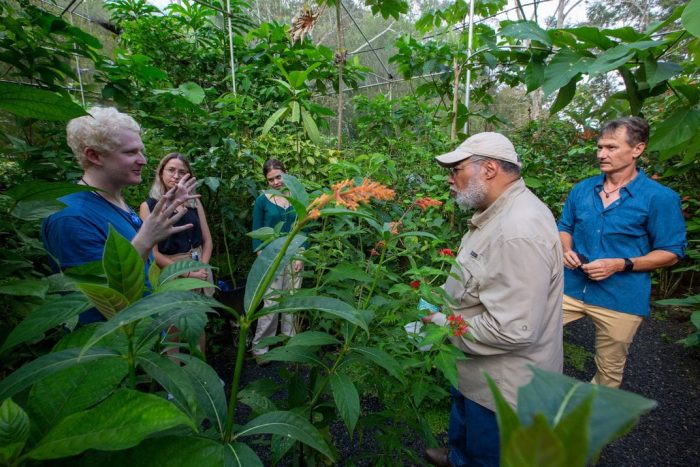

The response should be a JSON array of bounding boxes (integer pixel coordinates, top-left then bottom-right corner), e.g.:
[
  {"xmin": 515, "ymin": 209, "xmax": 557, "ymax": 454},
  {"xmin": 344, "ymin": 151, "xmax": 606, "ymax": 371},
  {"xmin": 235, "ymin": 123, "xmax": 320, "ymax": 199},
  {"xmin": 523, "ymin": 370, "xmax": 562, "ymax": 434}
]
[
  {"xmin": 563, "ymin": 294, "xmax": 643, "ymax": 388},
  {"xmin": 251, "ymin": 265, "xmax": 302, "ymax": 356}
]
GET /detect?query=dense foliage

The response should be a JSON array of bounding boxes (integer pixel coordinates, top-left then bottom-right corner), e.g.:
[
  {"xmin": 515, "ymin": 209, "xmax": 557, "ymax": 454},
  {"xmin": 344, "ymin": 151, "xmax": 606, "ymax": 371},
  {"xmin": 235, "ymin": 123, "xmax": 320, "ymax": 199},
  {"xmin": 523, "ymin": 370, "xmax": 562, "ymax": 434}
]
[{"xmin": 1, "ymin": 0, "xmax": 698, "ymax": 464}]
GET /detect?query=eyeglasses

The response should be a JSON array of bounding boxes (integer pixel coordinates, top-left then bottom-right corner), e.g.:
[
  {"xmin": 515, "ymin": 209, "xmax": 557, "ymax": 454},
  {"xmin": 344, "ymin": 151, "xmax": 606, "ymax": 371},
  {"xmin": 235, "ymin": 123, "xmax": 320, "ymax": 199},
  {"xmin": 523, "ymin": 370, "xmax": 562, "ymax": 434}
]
[
  {"xmin": 447, "ymin": 159, "xmax": 483, "ymax": 176},
  {"xmin": 164, "ymin": 167, "xmax": 189, "ymax": 177}
]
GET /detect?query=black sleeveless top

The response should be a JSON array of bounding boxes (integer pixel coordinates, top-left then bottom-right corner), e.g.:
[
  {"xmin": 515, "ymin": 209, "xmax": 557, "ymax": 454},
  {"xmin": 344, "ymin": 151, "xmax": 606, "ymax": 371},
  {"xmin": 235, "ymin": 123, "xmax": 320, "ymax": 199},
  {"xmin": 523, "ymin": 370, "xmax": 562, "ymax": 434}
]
[{"xmin": 146, "ymin": 197, "xmax": 203, "ymax": 254}]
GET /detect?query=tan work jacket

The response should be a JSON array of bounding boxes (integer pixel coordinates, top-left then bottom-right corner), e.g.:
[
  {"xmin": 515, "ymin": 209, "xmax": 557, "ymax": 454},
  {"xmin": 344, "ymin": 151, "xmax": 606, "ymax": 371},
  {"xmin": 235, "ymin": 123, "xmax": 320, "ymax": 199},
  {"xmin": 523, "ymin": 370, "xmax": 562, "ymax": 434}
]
[{"xmin": 435, "ymin": 178, "xmax": 564, "ymax": 411}]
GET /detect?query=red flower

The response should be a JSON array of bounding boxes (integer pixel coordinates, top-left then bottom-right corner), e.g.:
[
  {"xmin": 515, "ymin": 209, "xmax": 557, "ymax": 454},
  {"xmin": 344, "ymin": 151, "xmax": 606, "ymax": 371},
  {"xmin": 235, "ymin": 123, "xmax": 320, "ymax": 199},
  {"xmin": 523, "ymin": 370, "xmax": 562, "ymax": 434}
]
[
  {"xmin": 439, "ymin": 248, "xmax": 455, "ymax": 257},
  {"xmin": 410, "ymin": 280, "xmax": 421, "ymax": 289},
  {"xmin": 447, "ymin": 314, "xmax": 469, "ymax": 337}
]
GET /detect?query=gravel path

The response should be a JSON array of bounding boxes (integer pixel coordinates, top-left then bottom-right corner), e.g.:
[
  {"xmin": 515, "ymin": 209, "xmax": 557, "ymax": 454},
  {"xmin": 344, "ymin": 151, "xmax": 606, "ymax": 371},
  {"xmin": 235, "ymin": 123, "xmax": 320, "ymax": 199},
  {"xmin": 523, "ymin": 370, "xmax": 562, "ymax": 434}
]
[{"xmin": 210, "ymin": 308, "xmax": 700, "ymax": 466}]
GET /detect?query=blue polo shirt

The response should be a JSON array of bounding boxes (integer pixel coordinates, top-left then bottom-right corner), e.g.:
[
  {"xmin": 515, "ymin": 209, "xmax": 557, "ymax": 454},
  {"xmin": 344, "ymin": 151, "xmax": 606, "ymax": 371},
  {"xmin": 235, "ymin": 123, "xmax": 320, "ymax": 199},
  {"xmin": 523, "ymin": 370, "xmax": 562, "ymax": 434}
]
[{"xmin": 558, "ymin": 170, "xmax": 686, "ymax": 317}]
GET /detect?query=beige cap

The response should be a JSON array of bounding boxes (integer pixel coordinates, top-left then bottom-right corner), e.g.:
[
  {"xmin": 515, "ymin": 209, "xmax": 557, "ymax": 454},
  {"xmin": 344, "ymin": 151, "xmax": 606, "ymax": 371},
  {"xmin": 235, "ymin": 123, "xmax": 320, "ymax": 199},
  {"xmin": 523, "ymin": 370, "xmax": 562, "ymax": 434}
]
[{"xmin": 435, "ymin": 132, "xmax": 521, "ymax": 168}]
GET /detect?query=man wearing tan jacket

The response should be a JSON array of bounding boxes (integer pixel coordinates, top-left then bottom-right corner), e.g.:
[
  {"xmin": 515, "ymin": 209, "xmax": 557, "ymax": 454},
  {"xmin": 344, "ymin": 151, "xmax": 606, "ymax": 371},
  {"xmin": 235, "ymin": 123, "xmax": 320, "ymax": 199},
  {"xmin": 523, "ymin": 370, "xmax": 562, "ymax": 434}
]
[{"xmin": 423, "ymin": 132, "xmax": 564, "ymax": 467}]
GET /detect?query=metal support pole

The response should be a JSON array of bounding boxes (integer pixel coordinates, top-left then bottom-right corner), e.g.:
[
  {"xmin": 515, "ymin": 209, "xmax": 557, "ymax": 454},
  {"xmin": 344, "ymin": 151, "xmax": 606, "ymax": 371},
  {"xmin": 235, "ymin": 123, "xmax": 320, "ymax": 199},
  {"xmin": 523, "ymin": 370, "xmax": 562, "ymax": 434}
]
[
  {"xmin": 463, "ymin": 0, "xmax": 476, "ymax": 134},
  {"xmin": 226, "ymin": 0, "xmax": 236, "ymax": 94}
]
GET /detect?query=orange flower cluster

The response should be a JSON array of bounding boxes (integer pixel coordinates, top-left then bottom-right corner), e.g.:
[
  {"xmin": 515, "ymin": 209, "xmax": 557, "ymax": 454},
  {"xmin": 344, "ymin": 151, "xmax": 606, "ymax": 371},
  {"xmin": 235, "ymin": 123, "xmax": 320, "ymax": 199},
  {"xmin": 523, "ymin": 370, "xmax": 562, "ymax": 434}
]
[
  {"xmin": 447, "ymin": 314, "xmax": 469, "ymax": 337},
  {"xmin": 307, "ymin": 179, "xmax": 395, "ymax": 220},
  {"xmin": 415, "ymin": 197, "xmax": 443, "ymax": 210},
  {"xmin": 439, "ymin": 248, "xmax": 455, "ymax": 257},
  {"xmin": 388, "ymin": 221, "xmax": 402, "ymax": 235}
]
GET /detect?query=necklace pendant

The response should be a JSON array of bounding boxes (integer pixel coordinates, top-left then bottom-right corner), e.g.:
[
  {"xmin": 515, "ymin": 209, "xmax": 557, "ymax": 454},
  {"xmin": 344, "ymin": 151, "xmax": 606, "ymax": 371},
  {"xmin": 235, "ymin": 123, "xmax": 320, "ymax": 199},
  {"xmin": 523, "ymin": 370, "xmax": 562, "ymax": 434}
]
[{"xmin": 605, "ymin": 192, "xmax": 610, "ymax": 198}]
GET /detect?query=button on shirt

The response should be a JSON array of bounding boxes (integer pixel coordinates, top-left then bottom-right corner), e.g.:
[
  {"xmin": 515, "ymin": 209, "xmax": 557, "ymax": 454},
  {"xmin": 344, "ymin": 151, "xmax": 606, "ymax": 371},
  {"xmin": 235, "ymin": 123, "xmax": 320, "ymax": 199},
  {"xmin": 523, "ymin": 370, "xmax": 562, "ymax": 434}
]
[{"xmin": 558, "ymin": 170, "xmax": 686, "ymax": 317}]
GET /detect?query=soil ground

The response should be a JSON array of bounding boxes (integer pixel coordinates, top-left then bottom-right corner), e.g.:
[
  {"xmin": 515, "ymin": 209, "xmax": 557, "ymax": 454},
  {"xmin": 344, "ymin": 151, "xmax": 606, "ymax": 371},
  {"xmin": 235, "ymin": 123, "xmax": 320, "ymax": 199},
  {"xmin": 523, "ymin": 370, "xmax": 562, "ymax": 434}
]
[{"xmin": 209, "ymin": 307, "xmax": 700, "ymax": 466}]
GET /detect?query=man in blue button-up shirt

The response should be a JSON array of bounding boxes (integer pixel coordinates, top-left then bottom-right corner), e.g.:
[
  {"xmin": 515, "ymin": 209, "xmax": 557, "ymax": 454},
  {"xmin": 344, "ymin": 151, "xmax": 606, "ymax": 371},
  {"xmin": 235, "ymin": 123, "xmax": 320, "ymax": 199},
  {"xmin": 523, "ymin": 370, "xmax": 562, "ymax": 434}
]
[{"xmin": 558, "ymin": 116, "xmax": 686, "ymax": 388}]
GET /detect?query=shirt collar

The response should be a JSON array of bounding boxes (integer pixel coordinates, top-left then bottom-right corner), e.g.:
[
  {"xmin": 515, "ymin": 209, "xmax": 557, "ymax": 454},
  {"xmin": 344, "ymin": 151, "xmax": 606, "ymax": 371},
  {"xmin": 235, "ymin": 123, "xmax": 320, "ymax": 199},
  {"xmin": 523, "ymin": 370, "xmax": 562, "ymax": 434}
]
[
  {"xmin": 470, "ymin": 178, "xmax": 526, "ymax": 230},
  {"xmin": 594, "ymin": 169, "xmax": 647, "ymax": 197}
]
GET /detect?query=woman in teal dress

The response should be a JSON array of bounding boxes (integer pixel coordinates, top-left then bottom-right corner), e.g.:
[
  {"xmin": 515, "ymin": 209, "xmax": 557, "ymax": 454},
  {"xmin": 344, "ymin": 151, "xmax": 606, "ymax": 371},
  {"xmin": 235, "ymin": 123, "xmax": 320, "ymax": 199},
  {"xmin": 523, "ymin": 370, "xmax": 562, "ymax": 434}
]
[{"xmin": 251, "ymin": 159, "xmax": 303, "ymax": 361}]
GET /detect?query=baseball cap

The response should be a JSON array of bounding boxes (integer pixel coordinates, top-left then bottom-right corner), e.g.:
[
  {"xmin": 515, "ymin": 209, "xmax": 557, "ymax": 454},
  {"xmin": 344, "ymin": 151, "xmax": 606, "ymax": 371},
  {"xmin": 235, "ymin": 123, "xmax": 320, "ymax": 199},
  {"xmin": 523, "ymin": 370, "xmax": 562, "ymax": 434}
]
[{"xmin": 435, "ymin": 132, "xmax": 521, "ymax": 168}]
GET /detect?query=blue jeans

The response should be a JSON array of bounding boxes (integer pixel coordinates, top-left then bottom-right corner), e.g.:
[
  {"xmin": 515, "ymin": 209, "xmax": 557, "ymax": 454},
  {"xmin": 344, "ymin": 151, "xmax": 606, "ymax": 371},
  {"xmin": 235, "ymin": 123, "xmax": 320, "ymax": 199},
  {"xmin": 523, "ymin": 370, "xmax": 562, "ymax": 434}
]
[{"xmin": 448, "ymin": 387, "xmax": 500, "ymax": 467}]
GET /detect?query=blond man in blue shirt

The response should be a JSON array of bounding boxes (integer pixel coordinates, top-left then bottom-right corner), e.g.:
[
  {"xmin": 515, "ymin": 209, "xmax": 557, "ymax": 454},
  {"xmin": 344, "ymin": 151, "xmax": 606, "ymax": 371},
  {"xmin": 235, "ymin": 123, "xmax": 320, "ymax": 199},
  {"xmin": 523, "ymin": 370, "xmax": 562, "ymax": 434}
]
[{"xmin": 559, "ymin": 116, "xmax": 686, "ymax": 388}]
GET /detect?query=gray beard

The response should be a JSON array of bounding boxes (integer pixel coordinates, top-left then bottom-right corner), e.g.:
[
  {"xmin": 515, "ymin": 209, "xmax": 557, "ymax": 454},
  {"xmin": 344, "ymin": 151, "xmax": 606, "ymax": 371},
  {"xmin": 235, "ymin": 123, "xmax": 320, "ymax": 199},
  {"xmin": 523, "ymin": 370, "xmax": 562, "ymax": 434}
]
[{"xmin": 454, "ymin": 177, "xmax": 487, "ymax": 210}]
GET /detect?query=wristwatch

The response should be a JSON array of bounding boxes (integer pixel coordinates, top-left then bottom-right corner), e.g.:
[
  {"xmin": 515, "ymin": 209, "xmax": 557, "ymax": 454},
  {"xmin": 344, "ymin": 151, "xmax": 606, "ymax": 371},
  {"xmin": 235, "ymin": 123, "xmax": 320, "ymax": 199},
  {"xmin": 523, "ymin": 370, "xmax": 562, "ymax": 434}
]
[{"xmin": 623, "ymin": 258, "xmax": 634, "ymax": 272}]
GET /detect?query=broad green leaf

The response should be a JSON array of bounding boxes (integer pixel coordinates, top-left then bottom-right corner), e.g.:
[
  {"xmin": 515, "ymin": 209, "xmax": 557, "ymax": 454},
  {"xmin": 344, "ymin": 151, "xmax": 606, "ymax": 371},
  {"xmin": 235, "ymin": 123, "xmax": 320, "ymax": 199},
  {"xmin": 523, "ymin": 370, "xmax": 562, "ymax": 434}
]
[
  {"xmin": 517, "ymin": 367, "xmax": 656, "ymax": 463},
  {"xmin": 179, "ymin": 82, "xmax": 205, "ymax": 104},
  {"xmin": 0, "ymin": 399, "xmax": 29, "ymax": 464},
  {"xmin": 75, "ymin": 283, "xmax": 129, "ymax": 320},
  {"xmin": 0, "ymin": 293, "xmax": 89, "ymax": 354},
  {"xmin": 82, "ymin": 291, "xmax": 219, "ymax": 353},
  {"xmin": 330, "ymin": 373, "xmax": 360, "ymax": 435},
  {"xmin": 649, "ymin": 108, "xmax": 700, "ymax": 153},
  {"xmin": 148, "ymin": 262, "xmax": 161, "ymax": 292},
  {"xmin": 103, "ymin": 226, "xmax": 144, "ymax": 303},
  {"xmin": 588, "ymin": 44, "xmax": 634, "ymax": 77},
  {"xmin": 434, "ymin": 347, "xmax": 460, "ymax": 388},
  {"xmin": 500, "ymin": 21, "xmax": 551, "ymax": 45},
  {"xmin": 5, "ymin": 181, "xmax": 93, "ymax": 203},
  {"xmin": 503, "ymin": 415, "xmax": 566, "ymax": 467},
  {"xmin": 247, "ymin": 226, "xmax": 276, "ymax": 240},
  {"xmin": 552, "ymin": 392, "xmax": 594, "ymax": 467},
  {"xmin": 0, "ymin": 348, "xmax": 122, "ymax": 402},
  {"xmin": 485, "ymin": 373, "xmax": 521, "ymax": 454},
  {"xmin": 244, "ymin": 235, "xmax": 307, "ymax": 314},
  {"xmin": 542, "ymin": 50, "xmax": 594, "ymax": 96},
  {"xmin": 136, "ymin": 352, "xmax": 198, "ymax": 420},
  {"xmin": 287, "ymin": 331, "xmax": 340, "ymax": 347},
  {"xmin": 27, "ymin": 355, "xmax": 127, "ymax": 437},
  {"xmin": 260, "ymin": 345, "xmax": 326, "ymax": 367},
  {"xmin": 10, "ymin": 199, "xmax": 66, "ymax": 220},
  {"xmin": 566, "ymin": 27, "xmax": 615, "ymax": 49},
  {"xmin": 157, "ymin": 260, "xmax": 211, "ymax": 286},
  {"xmin": 524, "ymin": 55, "xmax": 545, "ymax": 93},
  {"xmin": 549, "ymin": 77, "xmax": 578, "ymax": 114},
  {"xmin": 238, "ymin": 388, "xmax": 278, "ymax": 414},
  {"xmin": 644, "ymin": 60, "xmax": 682, "ymax": 88},
  {"xmin": 265, "ymin": 296, "xmax": 368, "ymax": 333},
  {"xmin": 0, "ymin": 278, "xmax": 49, "ymax": 298},
  {"xmin": 351, "ymin": 346, "xmax": 404, "ymax": 382},
  {"xmin": 0, "ymin": 82, "xmax": 87, "ymax": 121},
  {"xmin": 301, "ymin": 108, "xmax": 321, "ymax": 144},
  {"xmin": 262, "ymin": 107, "xmax": 288, "ymax": 135},
  {"xmin": 290, "ymin": 101, "xmax": 300, "ymax": 123},
  {"xmin": 156, "ymin": 277, "xmax": 214, "ymax": 293},
  {"xmin": 281, "ymin": 173, "xmax": 309, "ymax": 206},
  {"xmin": 324, "ymin": 262, "xmax": 374, "ymax": 284},
  {"xmin": 236, "ymin": 411, "xmax": 335, "ymax": 462},
  {"xmin": 27, "ymin": 389, "xmax": 195, "ymax": 460},
  {"xmin": 176, "ymin": 354, "xmax": 228, "ymax": 434},
  {"xmin": 682, "ymin": 0, "xmax": 700, "ymax": 39},
  {"xmin": 227, "ymin": 442, "xmax": 264, "ymax": 467}
]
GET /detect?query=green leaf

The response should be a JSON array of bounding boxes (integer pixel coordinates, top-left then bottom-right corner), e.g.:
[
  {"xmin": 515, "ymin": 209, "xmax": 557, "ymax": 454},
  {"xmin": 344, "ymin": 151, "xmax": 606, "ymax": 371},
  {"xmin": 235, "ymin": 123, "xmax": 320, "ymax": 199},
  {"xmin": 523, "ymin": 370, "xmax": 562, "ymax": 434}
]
[
  {"xmin": 281, "ymin": 173, "xmax": 309, "ymax": 206},
  {"xmin": 262, "ymin": 107, "xmax": 288, "ymax": 135},
  {"xmin": 517, "ymin": 367, "xmax": 656, "ymax": 463},
  {"xmin": 178, "ymin": 82, "xmax": 205, "ymax": 104},
  {"xmin": 10, "ymin": 199, "xmax": 66, "ymax": 221},
  {"xmin": 75, "ymin": 283, "xmax": 129, "ymax": 320},
  {"xmin": 588, "ymin": 44, "xmax": 634, "ymax": 77},
  {"xmin": 0, "ymin": 82, "xmax": 87, "ymax": 121},
  {"xmin": 330, "ymin": 373, "xmax": 360, "ymax": 435},
  {"xmin": 0, "ymin": 293, "xmax": 89, "ymax": 354},
  {"xmin": 266, "ymin": 296, "xmax": 368, "ymax": 333},
  {"xmin": 0, "ymin": 348, "xmax": 122, "ymax": 402},
  {"xmin": 156, "ymin": 277, "xmax": 214, "ymax": 293},
  {"xmin": 157, "ymin": 260, "xmax": 211, "ymax": 286},
  {"xmin": 0, "ymin": 278, "xmax": 49, "ymax": 298},
  {"xmin": 301, "ymin": 108, "xmax": 321, "ymax": 144},
  {"xmin": 649, "ymin": 107, "xmax": 700, "ymax": 154},
  {"xmin": 148, "ymin": 262, "xmax": 161, "ymax": 292},
  {"xmin": 244, "ymin": 235, "xmax": 307, "ymax": 314},
  {"xmin": 500, "ymin": 21, "xmax": 551, "ymax": 45},
  {"xmin": 644, "ymin": 60, "xmax": 682, "ymax": 88},
  {"xmin": 27, "ymin": 389, "xmax": 195, "ymax": 460},
  {"xmin": 552, "ymin": 392, "xmax": 594, "ymax": 466},
  {"xmin": 103, "ymin": 226, "xmax": 145, "ymax": 303},
  {"xmin": 0, "ymin": 399, "xmax": 30, "ymax": 464},
  {"xmin": 549, "ymin": 77, "xmax": 578, "ymax": 114},
  {"xmin": 287, "ymin": 331, "xmax": 340, "ymax": 347},
  {"xmin": 524, "ymin": 55, "xmax": 545, "ymax": 93},
  {"xmin": 324, "ymin": 262, "xmax": 374, "ymax": 284},
  {"xmin": 27, "ymin": 355, "xmax": 128, "ymax": 437},
  {"xmin": 485, "ymin": 373, "xmax": 521, "ymax": 456},
  {"xmin": 238, "ymin": 388, "xmax": 278, "ymax": 414},
  {"xmin": 503, "ymin": 415, "xmax": 566, "ymax": 467},
  {"xmin": 542, "ymin": 50, "xmax": 594, "ymax": 96},
  {"xmin": 81, "ymin": 291, "xmax": 219, "ymax": 354},
  {"xmin": 236, "ymin": 411, "xmax": 335, "ymax": 462},
  {"xmin": 5, "ymin": 181, "xmax": 94, "ymax": 203},
  {"xmin": 350, "ymin": 346, "xmax": 404, "ymax": 382},
  {"xmin": 260, "ymin": 345, "xmax": 327, "ymax": 367},
  {"xmin": 682, "ymin": 0, "xmax": 700, "ymax": 39},
  {"xmin": 176, "ymin": 354, "xmax": 228, "ymax": 434},
  {"xmin": 290, "ymin": 101, "xmax": 300, "ymax": 123},
  {"xmin": 136, "ymin": 352, "xmax": 198, "ymax": 421},
  {"xmin": 434, "ymin": 347, "xmax": 460, "ymax": 388}
]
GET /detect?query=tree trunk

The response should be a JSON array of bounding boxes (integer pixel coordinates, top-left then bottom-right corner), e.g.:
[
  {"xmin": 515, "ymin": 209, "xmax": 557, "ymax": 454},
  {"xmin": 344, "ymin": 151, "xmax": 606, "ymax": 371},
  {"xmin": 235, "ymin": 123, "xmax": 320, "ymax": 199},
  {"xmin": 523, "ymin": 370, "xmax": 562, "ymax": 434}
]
[
  {"xmin": 335, "ymin": 1, "xmax": 344, "ymax": 152},
  {"xmin": 451, "ymin": 57, "xmax": 460, "ymax": 142}
]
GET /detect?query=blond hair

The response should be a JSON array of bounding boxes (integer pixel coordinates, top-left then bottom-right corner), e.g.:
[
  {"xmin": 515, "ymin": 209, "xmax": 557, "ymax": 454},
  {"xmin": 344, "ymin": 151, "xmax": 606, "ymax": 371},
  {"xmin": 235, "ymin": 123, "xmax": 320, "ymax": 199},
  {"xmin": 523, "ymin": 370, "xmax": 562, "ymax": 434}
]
[{"xmin": 66, "ymin": 106, "xmax": 140, "ymax": 168}]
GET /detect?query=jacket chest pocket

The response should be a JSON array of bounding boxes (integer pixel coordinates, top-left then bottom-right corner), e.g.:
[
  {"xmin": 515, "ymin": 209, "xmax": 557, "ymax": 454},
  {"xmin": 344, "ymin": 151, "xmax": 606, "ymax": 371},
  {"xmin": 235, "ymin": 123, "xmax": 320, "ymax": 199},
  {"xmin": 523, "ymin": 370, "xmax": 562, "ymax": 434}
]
[{"xmin": 457, "ymin": 254, "xmax": 483, "ymax": 306}]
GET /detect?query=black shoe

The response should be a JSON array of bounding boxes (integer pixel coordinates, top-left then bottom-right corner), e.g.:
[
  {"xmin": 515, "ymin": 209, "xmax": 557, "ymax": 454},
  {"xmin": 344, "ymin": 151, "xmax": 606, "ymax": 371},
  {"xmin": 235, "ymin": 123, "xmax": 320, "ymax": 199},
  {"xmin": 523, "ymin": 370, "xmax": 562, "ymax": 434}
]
[{"xmin": 424, "ymin": 447, "xmax": 452, "ymax": 467}]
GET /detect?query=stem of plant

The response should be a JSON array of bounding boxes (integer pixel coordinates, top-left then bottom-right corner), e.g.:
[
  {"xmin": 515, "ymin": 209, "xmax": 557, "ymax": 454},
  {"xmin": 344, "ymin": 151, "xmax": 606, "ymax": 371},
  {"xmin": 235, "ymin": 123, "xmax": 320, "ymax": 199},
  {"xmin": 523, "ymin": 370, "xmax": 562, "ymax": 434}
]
[{"xmin": 223, "ymin": 319, "xmax": 250, "ymax": 443}]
